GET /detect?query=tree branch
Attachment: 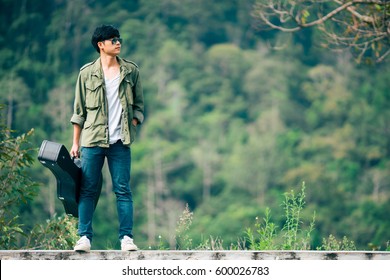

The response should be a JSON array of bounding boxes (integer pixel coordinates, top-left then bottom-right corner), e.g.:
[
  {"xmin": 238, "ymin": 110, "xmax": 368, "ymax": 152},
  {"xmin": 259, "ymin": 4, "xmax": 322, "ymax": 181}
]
[
  {"xmin": 333, "ymin": 0, "xmax": 378, "ymax": 24},
  {"xmin": 253, "ymin": 0, "xmax": 390, "ymax": 62},
  {"xmin": 257, "ymin": 10, "xmax": 301, "ymax": 32},
  {"xmin": 376, "ymin": 48, "xmax": 390, "ymax": 63},
  {"xmin": 298, "ymin": 1, "xmax": 356, "ymax": 27}
]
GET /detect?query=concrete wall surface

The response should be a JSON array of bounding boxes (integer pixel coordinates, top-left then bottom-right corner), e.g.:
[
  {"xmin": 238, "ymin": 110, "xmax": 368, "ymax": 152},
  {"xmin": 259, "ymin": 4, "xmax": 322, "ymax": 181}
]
[{"xmin": 1, "ymin": 250, "xmax": 390, "ymax": 260}]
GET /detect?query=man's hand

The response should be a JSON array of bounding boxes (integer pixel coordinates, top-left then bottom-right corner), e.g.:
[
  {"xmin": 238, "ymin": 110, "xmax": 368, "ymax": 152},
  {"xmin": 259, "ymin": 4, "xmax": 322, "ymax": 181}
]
[
  {"xmin": 132, "ymin": 118, "xmax": 139, "ymax": 126},
  {"xmin": 70, "ymin": 143, "xmax": 80, "ymax": 158},
  {"xmin": 71, "ymin": 124, "xmax": 82, "ymax": 158}
]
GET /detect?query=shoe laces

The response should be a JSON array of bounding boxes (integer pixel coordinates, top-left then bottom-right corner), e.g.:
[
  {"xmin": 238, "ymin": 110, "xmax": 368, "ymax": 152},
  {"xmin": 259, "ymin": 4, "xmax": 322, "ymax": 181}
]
[
  {"xmin": 77, "ymin": 236, "xmax": 89, "ymax": 245},
  {"xmin": 122, "ymin": 236, "xmax": 134, "ymax": 244}
]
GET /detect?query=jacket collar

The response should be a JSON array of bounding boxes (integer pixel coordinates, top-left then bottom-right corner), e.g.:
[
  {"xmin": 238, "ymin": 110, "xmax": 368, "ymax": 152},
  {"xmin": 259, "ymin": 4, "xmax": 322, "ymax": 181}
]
[{"xmin": 90, "ymin": 56, "xmax": 132, "ymax": 79}]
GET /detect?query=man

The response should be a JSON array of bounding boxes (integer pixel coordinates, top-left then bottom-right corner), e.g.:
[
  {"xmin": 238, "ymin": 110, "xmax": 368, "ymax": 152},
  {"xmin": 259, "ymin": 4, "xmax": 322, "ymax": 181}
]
[{"xmin": 70, "ymin": 25, "xmax": 144, "ymax": 252}]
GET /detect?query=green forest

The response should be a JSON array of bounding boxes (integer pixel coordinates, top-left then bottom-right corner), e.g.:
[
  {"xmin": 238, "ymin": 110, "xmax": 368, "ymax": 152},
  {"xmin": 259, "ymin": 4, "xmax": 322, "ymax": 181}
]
[{"xmin": 1, "ymin": 0, "xmax": 389, "ymax": 251}]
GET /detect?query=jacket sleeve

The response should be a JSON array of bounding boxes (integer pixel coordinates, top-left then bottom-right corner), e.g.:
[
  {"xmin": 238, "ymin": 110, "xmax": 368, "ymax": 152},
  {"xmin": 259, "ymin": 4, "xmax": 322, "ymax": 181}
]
[
  {"xmin": 70, "ymin": 72, "xmax": 86, "ymax": 128},
  {"xmin": 132, "ymin": 69, "xmax": 145, "ymax": 124}
]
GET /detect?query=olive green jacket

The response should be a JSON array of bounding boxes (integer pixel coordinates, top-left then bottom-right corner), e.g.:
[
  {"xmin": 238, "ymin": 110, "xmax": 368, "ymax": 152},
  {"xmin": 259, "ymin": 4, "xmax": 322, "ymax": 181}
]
[{"xmin": 70, "ymin": 57, "xmax": 144, "ymax": 147}]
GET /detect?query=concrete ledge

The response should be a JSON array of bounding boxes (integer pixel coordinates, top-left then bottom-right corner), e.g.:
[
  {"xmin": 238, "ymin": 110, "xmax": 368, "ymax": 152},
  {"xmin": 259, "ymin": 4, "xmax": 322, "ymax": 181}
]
[{"xmin": 1, "ymin": 250, "xmax": 390, "ymax": 260}]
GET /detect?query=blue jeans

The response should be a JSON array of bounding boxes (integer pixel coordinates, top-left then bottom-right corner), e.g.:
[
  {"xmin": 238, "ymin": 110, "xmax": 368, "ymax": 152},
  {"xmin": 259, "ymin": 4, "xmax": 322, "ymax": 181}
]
[{"xmin": 78, "ymin": 141, "xmax": 133, "ymax": 242}]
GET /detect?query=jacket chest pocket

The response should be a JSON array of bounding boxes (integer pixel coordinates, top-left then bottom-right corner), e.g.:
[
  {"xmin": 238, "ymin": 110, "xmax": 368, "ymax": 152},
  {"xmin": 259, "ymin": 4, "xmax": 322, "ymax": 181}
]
[
  {"xmin": 123, "ymin": 77, "xmax": 134, "ymax": 105},
  {"xmin": 85, "ymin": 80, "xmax": 104, "ymax": 127},
  {"xmin": 85, "ymin": 80, "xmax": 103, "ymax": 109}
]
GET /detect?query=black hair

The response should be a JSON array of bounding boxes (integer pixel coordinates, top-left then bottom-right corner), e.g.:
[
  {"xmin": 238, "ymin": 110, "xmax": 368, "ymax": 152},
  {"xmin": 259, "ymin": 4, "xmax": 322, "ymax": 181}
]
[{"xmin": 91, "ymin": 25, "xmax": 120, "ymax": 53}]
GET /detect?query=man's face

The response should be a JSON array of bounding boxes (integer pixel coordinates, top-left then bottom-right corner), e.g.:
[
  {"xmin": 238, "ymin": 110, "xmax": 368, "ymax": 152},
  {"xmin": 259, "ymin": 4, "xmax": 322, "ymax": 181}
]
[{"xmin": 98, "ymin": 37, "xmax": 122, "ymax": 55}]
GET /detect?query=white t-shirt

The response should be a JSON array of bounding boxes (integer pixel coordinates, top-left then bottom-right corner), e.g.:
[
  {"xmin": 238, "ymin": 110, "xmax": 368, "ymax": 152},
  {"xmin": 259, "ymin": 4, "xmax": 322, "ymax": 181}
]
[{"xmin": 105, "ymin": 74, "xmax": 122, "ymax": 144}]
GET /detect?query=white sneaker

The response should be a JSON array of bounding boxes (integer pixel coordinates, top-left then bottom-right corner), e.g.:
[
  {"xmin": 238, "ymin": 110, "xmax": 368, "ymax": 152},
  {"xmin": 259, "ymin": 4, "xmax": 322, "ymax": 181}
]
[
  {"xmin": 74, "ymin": 236, "xmax": 91, "ymax": 252},
  {"xmin": 121, "ymin": 236, "xmax": 138, "ymax": 251}
]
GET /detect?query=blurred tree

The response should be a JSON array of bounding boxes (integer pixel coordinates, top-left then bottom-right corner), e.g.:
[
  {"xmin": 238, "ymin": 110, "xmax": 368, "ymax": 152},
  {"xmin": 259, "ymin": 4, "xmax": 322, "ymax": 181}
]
[
  {"xmin": 44, "ymin": 82, "xmax": 74, "ymax": 138},
  {"xmin": 0, "ymin": 73, "xmax": 30, "ymax": 130}
]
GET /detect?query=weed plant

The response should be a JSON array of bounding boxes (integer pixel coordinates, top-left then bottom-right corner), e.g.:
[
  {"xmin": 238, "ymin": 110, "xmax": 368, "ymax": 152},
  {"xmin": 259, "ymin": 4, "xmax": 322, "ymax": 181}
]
[
  {"xmin": 175, "ymin": 203, "xmax": 193, "ymax": 250},
  {"xmin": 245, "ymin": 182, "xmax": 316, "ymax": 250}
]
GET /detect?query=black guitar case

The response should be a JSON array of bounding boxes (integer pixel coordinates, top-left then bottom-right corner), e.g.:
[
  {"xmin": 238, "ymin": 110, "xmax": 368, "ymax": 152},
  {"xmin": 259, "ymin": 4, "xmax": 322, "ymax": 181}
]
[{"xmin": 38, "ymin": 140, "xmax": 102, "ymax": 217}]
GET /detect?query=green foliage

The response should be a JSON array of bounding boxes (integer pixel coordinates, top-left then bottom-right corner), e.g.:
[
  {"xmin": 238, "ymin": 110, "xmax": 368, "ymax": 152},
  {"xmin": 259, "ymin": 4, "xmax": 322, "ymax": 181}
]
[
  {"xmin": 281, "ymin": 182, "xmax": 315, "ymax": 250},
  {"xmin": 25, "ymin": 214, "xmax": 78, "ymax": 250},
  {"xmin": 246, "ymin": 183, "xmax": 316, "ymax": 250},
  {"xmin": 175, "ymin": 204, "xmax": 193, "ymax": 250},
  {"xmin": 157, "ymin": 235, "xmax": 169, "ymax": 250},
  {"xmin": 0, "ymin": 116, "xmax": 39, "ymax": 249},
  {"xmin": 317, "ymin": 235, "xmax": 356, "ymax": 251},
  {"xmin": 195, "ymin": 236, "xmax": 227, "ymax": 250},
  {"xmin": 0, "ymin": 105, "xmax": 78, "ymax": 250},
  {"xmin": 0, "ymin": 215, "xmax": 24, "ymax": 249},
  {"xmin": 245, "ymin": 208, "xmax": 277, "ymax": 250}
]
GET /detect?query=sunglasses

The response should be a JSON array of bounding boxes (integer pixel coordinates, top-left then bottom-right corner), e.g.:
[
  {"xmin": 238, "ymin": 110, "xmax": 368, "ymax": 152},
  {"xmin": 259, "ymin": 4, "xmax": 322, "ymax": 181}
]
[{"xmin": 106, "ymin": 38, "xmax": 122, "ymax": 45}]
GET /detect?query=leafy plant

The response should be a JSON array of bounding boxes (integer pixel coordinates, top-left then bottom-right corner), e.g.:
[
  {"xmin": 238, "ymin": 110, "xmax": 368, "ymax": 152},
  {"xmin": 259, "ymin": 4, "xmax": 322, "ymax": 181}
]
[
  {"xmin": 196, "ymin": 235, "xmax": 226, "ymax": 250},
  {"xmin": 281, "ymin": 182, "xmax": 315, "ymax": 250},
  {"xmin": 147, "ymin": 235, "xmax": 170, "ymax": 250},
  {"xmin": 0, "ymin": 105, "xmax": 78, "ymax": 250},
  {"xmin": 175, "ymin": 203, "xmax": 193, "ymax": 250},
  {"xmin": 25, "ymin": 214, "xmax": 78, "ymax": 250},
  {"xmin": 0, "ymin": 118, "xmax": 39, "ymax": 249},
  {"xmin": 157, "ymin": 235, "xmax": 169, "ymax": 250},
  {"xmin": 245, "ymin": 208, "xmax": 277, "ymax": 250},
  {"xmin": 246, "ymin": 182, "xmax": 316, "ymax": 250},
  {"xmin": 317, "ymin": 234, "xmax": 356, "ymax": 251}
]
